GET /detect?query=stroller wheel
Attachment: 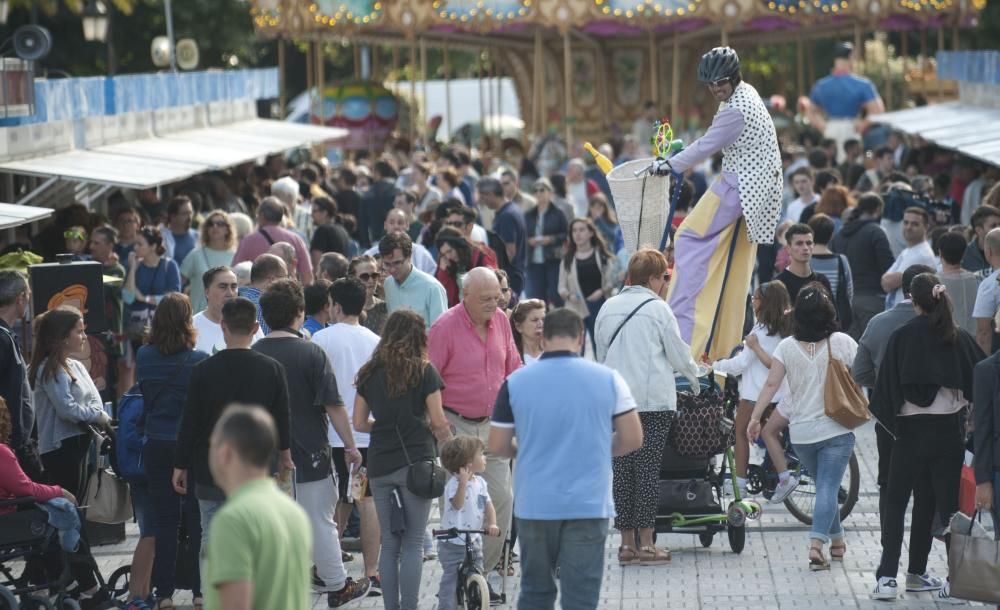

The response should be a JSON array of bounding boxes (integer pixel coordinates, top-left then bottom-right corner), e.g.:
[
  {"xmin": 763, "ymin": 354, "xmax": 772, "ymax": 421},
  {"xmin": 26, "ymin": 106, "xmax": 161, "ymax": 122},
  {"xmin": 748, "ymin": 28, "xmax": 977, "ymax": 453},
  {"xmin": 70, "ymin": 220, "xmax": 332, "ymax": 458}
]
[
  {"xmin": 727, "ymin": 502, "xmax": 748, "ymax": 528},
  {"xmin": 107, "ymin": 566, "xmax": 131, "ymax": 601},
  {"xmin": 698, "ymin": 532, "xmax": 714, "ymax": 548},
  {"xmin": 18, "ymin": 594, "xmax": 55, "ymax": 610},
  {"xmin": 745, "ymin": 465, "xmax": 765, "ymax": 495},
  {"xmin": 0, "ymin": 585, "xmax": 18, "ymax": 610}
]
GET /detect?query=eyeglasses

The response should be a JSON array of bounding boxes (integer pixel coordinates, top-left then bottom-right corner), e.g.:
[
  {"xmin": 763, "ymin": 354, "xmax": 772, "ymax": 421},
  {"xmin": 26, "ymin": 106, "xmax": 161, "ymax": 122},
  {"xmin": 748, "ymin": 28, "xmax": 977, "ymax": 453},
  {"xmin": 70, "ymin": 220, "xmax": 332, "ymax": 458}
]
[
  {"xmin": 206, "ymin": 220, "xmax": 228, "ymax": 228},
  {"xmin": 709, "ymin": 77, "xmax": 731, "ymax": 88},
  {"xmin": 356, "ymin": 272, "xmax": 378, "ymax": 281}
]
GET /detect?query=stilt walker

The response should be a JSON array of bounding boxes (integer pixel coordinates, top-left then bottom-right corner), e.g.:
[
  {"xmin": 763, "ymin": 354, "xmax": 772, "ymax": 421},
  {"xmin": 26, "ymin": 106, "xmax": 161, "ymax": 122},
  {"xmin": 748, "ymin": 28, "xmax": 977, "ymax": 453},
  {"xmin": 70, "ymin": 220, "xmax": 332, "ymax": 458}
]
[{"xmin": 664, "ymin": 47, "xmax": 783, "ymax": 361}]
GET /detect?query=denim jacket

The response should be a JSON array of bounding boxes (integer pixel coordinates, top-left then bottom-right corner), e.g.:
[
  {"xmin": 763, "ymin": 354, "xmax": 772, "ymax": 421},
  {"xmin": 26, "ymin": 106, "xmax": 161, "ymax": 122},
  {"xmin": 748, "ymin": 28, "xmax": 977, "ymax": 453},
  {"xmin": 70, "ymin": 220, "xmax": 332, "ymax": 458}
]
[
  {"xmin": 135, "ymin": 346, "xmax": 209, "ymax": 441},
  {"xmin": 33, "ymin": 359, "xmax": 105, "ymax": 454},
  {"xmin": 593, "ymin": 286, "xmax": 700, "ymax": 412}
]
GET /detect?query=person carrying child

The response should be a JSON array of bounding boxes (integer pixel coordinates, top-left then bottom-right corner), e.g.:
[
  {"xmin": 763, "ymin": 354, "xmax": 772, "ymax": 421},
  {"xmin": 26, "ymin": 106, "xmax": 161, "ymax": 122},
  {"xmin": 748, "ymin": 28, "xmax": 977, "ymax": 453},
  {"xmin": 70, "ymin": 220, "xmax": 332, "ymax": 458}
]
[
  {"xmin": 713, "ymin": 280, "xmax": 799, "ymax": 502},
  {"xmin": 436, "ymin": 436, "xmax": 501, "ymax": 610}
]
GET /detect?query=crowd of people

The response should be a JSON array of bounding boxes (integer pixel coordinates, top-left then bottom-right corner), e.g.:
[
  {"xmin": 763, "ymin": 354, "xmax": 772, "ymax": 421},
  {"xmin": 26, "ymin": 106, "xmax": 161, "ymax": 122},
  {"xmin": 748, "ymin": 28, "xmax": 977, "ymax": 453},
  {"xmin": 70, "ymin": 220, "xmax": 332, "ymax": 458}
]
[{"xmin": 0, "ymin": 43, "xmax": 999, "ymax": 610}]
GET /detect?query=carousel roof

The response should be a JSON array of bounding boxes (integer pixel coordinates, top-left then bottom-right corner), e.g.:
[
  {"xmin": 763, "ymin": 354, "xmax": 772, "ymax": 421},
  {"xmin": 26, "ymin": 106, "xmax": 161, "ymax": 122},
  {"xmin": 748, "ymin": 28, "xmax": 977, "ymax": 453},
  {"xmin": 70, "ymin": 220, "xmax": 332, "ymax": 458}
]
[{"xmin": 250, "ymin": 0, "xmax": 977, "ymax": 39}]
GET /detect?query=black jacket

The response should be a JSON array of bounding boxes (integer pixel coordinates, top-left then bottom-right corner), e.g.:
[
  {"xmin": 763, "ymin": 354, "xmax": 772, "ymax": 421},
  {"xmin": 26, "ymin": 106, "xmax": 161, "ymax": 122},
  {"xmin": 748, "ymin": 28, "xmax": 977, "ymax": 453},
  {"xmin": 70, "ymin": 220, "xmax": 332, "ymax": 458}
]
[
  {"xmin": 830, "ymin": 218, "xmax": 894, "ymax": 296},
  {"xmin": 358, "ymin": 180, "xmax": 397, "ymax": 248},
  {"xmin": 973, "ymin": 352, "xmax": 1000, "ymax": 483},
  {"xmin": 871, "ymin": 315, "xmax": 984, "ymax": 435},
  {"xmin": 524, "ymin": 205, "xmax": 569, "ymax": 262}
]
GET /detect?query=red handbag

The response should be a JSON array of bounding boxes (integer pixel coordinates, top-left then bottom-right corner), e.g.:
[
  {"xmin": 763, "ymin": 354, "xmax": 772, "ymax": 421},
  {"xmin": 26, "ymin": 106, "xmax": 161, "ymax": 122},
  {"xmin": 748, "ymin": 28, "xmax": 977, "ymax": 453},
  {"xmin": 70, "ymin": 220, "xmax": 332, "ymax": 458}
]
[{"xmin": 959, "ymin": 464, "xmax": 976, "ymax": 516}]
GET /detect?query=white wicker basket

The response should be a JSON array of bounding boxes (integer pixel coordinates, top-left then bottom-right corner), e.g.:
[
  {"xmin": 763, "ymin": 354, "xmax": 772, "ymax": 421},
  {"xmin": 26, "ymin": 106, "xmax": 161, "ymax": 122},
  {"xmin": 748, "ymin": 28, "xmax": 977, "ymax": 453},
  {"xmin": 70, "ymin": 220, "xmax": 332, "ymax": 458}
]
[{"xmin": 607, "ymin": 157, "xmax": 672, "ymax": 255}]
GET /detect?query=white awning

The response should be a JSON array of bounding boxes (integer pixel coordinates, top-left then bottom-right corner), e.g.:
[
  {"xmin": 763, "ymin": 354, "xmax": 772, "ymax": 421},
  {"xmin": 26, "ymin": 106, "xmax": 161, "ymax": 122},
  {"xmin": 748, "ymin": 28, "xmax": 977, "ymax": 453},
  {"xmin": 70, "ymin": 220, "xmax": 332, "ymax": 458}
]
[
  {"xmin": 875, "ymin": 102, "xmax": 1000, "ymax": 167},
  {"xmin": 0, "ymin": 150, "xmax": 207, "ymax": 190},
  {"xmin": 0, "ymin": 119, "xmax": 347, "ymax": 189},
  {"xmin": 0, "ymin": 202, "xmax": 53, "ymax": 230}
]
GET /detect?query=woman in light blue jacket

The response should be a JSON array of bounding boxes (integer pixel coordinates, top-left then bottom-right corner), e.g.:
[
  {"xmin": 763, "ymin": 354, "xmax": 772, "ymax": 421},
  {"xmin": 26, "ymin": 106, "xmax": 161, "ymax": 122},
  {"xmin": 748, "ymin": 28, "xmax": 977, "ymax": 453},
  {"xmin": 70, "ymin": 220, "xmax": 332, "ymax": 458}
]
[
  {"xmin": 30, "ymin": 306, "xmax": 109, "ymax": 499},
  {"xmin": 595, "ymin": 248, "xmax": 700, "ymax": 567}
]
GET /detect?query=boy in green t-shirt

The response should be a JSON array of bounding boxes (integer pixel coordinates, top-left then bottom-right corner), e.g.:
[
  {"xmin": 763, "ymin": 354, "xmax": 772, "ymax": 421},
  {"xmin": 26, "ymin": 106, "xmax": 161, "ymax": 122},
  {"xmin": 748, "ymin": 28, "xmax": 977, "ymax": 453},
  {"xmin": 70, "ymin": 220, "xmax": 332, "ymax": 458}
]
[{"xmin": 203, "ymin": 404, "xmax": 312, "ymax": 610}]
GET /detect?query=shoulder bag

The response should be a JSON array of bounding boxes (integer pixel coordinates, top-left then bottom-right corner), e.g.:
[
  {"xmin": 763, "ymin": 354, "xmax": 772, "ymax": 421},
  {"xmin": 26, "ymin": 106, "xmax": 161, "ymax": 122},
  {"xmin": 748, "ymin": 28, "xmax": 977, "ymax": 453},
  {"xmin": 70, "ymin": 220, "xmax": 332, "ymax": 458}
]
[
  {"xmin": 83, "ymin": 467, "xmax": 133, "ymax": 525},
  {"xmin": 823, "ymin": 337, "xmax": 870, "ymax": 429},
  {"xmin": 607, "ymin": 297, "xmax": 657, "ymax": 349},
  {"xmin": 948, "ymin": 511, "xmax": 1000, "ymax": 603},
  {"xmin": 395, "ymin": 424, "xmax": 448, "ymax": 499}
]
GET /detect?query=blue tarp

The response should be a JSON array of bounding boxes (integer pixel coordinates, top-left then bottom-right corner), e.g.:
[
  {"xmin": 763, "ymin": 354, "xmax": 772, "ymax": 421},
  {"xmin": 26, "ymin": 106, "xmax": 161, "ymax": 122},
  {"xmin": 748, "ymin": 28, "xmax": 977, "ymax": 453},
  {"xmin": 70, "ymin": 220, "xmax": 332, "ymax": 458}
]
[
  {"xmin": 936, "ymin": 50, "xmax": 1000, "ymax": 85},
  {"xmin": 2, "ymin": 68, "xmax": 278, "ymax": 126}
]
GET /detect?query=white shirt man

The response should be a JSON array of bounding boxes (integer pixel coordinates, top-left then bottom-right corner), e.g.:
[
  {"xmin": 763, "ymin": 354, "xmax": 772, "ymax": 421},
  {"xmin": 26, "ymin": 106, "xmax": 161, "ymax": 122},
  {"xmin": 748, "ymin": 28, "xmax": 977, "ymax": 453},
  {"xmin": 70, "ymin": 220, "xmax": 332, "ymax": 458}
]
[
  {"xmin": 194, "ymin": 267, "xmax": 264, "ymax": 354},
  {"xmin": 363, "ymin": 209, "xmax": 437, "ymax": 274},
  {"xmin": 882, "ymin": 208, "xmax": 936, "ymax": 309}
]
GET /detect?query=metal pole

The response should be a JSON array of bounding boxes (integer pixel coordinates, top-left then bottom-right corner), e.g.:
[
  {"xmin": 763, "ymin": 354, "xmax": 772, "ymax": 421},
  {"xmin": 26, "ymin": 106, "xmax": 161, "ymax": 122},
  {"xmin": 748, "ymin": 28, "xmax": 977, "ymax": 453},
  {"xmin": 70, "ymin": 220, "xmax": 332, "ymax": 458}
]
[
  {"xmin": 278, "ymin": 38, "xmax": 286, "ymax": 119},
  {"xmin": 796, "ymin": 38, "xmax": 805, "ymax": 99},
  {"xmin": 721, "ymin": 26, "xmax": 728, "ymax": 47},
  {"xmin": 488, "ymin": 49, "xmax": 496, "ymax": 148},
  {"xmin": 361, "ymin": 46, "xmax": 371, "ymax": 79},
  {"xmin": 317, "ymin": 42, "xmax": 325, "ymax": 124},
  {"xmin": 420, "ymin": 38, "xmax": 428, "ymax": 144},
  {"xmin": 496, "ymin": 47, "xmax": 503, "ymax": 143},
  {"xmin": 562, "ymin": 31, "xmax": 573, "ymax": 148},
  {"xmin": 670, "ymin": 33, "xmax": 680, "ymax": 127},
  {"xmin": 306, "ymin": 41, "xmax": 315, "ymax": 123},
  {"xmin": 164, "ymin": 0, "xmax": 177, "ymax": 72},
  {"xmin": 937, "ymin": 26, "xmax": 945, "ymax": 100},
  {"xmin": 444, "ymin": 42, "xmax": 452, "ymax": 138},
  {"xmin": 648, "ymin": 30, "xmax": 658, "ymax": 106},
  {"xmin": 532, "ymin": 29, "xmax": 542, "ymax": 137},
  {"xmin": 478, "ymin": 51, "xmax": 485, "ymax": 149},
  {"xmin": 409, "ymin": 40, "xmax": 417, "ymax": 144}
]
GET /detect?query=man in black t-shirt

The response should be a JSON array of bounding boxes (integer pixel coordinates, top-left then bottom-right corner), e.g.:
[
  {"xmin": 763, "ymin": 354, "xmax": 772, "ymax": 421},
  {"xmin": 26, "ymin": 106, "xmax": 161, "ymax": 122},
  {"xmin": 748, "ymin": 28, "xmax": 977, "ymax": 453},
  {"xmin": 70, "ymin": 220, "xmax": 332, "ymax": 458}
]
[
  {"xmin": 310, "ymin": 196, "xmax": 351, "ymax": 265},
  {"xmin": 776, "ymin": 223, "xmax": 832, "ymax": 302},
  {"xmin": 174, "ymin": 298, "xmax": 292, "ymax": 550},
  {"xmin": 254, "ymin": 279, "xmax": 370, "ymax": 605}
]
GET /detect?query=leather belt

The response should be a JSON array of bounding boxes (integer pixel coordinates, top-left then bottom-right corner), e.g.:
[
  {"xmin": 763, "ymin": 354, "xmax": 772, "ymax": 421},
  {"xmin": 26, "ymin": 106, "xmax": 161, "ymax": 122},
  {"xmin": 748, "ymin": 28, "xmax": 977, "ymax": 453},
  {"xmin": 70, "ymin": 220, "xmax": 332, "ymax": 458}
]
[{"xmin": 443, "ymin": 406, "xmax": 489, "ymax": 423}]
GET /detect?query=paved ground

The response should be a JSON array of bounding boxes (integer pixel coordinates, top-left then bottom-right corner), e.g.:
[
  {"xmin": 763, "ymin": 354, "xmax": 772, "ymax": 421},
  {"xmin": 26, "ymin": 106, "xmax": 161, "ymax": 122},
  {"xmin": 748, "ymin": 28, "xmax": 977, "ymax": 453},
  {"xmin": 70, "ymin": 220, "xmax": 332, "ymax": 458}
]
[{"xmin": 84, "ymin": 421, "xmax": 990, "ymax": 609}]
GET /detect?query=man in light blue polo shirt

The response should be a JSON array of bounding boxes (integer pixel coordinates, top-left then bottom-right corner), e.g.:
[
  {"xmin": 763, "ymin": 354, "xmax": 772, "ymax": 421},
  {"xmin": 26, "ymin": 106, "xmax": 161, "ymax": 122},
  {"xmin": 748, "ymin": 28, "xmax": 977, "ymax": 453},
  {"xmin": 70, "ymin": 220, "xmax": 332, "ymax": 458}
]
[
  {"xmin": 807, "ymin": 42, "xmax": 884, "ymax": 163},
  {"xmin": 489, "ymin": 308, "xmax": 643, "ymax": 610},
  {"xmin": 379, "ymin": 231, "xmax": 447, "ymax": 329}
]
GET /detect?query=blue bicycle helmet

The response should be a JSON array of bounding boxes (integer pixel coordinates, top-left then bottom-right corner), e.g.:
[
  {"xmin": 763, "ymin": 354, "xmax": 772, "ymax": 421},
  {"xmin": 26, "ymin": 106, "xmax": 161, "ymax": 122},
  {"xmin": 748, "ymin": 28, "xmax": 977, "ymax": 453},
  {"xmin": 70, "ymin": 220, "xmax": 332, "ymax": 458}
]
[{"xmin": 697, "ymin": 47, "xmax": 741, "ymax": 84}]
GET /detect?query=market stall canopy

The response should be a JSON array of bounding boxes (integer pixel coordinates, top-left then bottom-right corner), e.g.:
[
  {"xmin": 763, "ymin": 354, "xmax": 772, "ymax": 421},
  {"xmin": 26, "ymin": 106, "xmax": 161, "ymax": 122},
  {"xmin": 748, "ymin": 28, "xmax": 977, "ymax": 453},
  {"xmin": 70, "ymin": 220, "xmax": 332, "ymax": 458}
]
[
  {"xmin": 0, "ymin": 117, "xmax": 347, "ymax": 190},
  {"xmin": 874, "ymin": 102, "xmax": 1000, "ymax": 167},
  {"xmin": 0, "ymin": 202, "xmax": 52, "ymax": 230}
]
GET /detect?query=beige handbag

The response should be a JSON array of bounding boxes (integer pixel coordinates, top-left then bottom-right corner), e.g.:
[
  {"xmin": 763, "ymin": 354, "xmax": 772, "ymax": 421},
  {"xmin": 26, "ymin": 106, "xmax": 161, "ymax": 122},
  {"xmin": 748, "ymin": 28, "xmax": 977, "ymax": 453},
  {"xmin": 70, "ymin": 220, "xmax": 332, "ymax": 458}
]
[
  {"xmin": 823, "ymin": 338, "xmax": 871, "ymax": 429},
  {"xmin": 948, "ymin": 512, "xmax": 1000, "ymax": 604},
  {"xmin": 82, "ymin": 468, "xmax": 133, "ymax": 525}
]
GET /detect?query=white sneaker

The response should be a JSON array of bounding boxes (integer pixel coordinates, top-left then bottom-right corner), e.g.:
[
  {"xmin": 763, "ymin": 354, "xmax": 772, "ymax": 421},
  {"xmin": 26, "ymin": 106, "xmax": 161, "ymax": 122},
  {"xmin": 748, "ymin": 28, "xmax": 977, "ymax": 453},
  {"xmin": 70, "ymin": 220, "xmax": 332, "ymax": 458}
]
[
  {"xmin": 905, "ymin": 572, "xmax": 942, "ymax": 592},
  {"xmin": 936, "ymin": 582, "xmax": 966, "ymax": 605},
  {"xmin": 871, "ymin": 577, "xmax": 898, "ymax": 601},
  {"xmin": 769, "ymin": 474, "xmax": 800, "ymax": 504}
]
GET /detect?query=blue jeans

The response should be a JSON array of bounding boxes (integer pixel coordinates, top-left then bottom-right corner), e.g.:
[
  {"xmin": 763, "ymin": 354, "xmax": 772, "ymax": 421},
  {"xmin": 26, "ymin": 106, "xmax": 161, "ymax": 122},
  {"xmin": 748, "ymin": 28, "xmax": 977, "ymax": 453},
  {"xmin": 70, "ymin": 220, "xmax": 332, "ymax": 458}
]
[
  {"xmin": 144, "ymin": 439, "xmax": 202, "ymax": 599},
  {"xmin": 516, "ymin": 518, "xmax": 609, "ymax": 610},
  {"xmin": 526, "ymin": 261, "xmax": 563, "ymax": 307},
  {"xmin": 793, "ymin": 432, "xmax": 855, "ymax": 544},
  {"xmin": 370, "ymin": 466, "xmax": 433, "ymax": 610},
  {"xmin": 197, "ymin": 498, "xmax": 224, "ymax": 587},
  {"xmin": 582, "ymin": 298, "xmax": 604, "ymax": 356}
]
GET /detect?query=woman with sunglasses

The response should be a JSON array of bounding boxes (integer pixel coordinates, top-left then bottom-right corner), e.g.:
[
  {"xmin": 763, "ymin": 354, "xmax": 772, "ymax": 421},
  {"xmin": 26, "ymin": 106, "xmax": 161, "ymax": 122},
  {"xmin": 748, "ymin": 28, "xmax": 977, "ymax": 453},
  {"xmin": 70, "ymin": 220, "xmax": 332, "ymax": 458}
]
[
  {"xmin": 661, "ymin": 46, "xmax": 783, "ymax": 363},
  {"xmin": 524, "ymin": 177, "xmax": 569, "ymax": 308},
  {"xmin": 349, "ymin": 255, "xmax": 389, "ymax": 335},
  {"xmin": 179, "ymin": 211, "xmax": 238, "ymax": 313},
  {"xmin": 595, "ymin": 248, "xmax": 701, "ymax": 567}
]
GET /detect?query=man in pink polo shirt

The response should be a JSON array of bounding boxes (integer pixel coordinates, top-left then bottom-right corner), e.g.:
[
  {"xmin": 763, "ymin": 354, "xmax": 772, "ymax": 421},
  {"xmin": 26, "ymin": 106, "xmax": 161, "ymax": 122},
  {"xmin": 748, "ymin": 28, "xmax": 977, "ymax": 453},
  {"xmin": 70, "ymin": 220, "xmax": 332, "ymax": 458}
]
[
  {"xmin": 428, "ymin": 266, "xmax": 521, "ymax": 577},
  {"xmin": 232, "ymin": 197, "xmax": 314, "ymax": 285}
]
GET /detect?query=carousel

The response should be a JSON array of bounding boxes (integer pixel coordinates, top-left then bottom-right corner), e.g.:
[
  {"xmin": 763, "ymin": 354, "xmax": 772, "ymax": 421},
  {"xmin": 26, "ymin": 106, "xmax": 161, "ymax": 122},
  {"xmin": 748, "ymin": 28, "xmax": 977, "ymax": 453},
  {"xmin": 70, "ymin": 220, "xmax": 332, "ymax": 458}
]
[{"xmin": 248, "ymin": 0, "xmax": 982, "ymax": 148}]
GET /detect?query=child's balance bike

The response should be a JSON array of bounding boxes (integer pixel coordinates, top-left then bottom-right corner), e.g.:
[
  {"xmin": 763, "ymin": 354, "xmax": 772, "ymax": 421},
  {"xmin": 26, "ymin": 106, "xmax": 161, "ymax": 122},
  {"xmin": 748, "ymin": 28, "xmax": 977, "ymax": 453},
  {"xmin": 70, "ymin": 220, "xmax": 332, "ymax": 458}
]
[{"xmin": 432, "ymin": 527, "xmax": 499, "ymax": 610}]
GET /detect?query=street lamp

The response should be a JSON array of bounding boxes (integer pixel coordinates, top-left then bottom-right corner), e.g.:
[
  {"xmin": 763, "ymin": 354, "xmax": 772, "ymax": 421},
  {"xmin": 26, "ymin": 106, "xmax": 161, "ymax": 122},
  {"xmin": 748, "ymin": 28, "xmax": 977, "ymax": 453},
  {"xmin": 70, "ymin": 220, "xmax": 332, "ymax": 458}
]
[{"xmin": 82, "ymin": 0, "xmax": 109, "ymax": 43}]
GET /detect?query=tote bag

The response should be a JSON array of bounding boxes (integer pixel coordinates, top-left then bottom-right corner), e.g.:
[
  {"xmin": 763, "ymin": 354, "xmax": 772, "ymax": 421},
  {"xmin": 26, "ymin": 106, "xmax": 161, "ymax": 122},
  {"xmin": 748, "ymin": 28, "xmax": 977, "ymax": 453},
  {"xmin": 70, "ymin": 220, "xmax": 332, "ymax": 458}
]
[
  {"xmin": 823, "ymin": 338, "xmax": 870, "ymax": 429},
  {"xmin": 82, "ymin": 468, "xmax": 133, "ymax": 525}
]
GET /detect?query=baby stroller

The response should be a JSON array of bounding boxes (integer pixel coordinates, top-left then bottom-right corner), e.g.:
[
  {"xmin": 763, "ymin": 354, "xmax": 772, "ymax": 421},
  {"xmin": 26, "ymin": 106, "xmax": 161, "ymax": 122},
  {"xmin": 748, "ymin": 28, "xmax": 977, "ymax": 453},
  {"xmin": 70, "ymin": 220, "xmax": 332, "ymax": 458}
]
[
  {"xmin": 0, "ymin": 495, "xmax": 126, "ymax": 609},
  {"xmin": 654, "ymin": 371, "xmax": 762, "ymax": 554}
]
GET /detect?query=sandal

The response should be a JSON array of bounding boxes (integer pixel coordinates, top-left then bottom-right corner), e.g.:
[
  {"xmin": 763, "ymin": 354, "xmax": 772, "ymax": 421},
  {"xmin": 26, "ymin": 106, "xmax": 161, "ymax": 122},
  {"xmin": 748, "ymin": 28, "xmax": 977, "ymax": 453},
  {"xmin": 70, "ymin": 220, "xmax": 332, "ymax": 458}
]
[
  {"xmin": 637, "ymin": 545, "xmax": 671, "ymax": 565},
  {"xmin": 808, "ymin": 547, "xmax": 830, "ymax": 571},
  {"xmin": 829, "ymin": 542, "xmax": 846, "ymax": 561},
  {"xmin": 618, "ymin": 545, "xmax": 639, "ymax": 566}
]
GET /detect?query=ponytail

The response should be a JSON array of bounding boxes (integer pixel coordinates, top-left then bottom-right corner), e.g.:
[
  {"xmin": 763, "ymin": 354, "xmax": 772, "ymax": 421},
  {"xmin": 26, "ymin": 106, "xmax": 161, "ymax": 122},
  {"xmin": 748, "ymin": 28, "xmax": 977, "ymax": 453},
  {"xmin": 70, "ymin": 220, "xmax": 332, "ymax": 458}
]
[{"xmin": 910, "ymin": 272, "xmax": 957, "ymax": 343}]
